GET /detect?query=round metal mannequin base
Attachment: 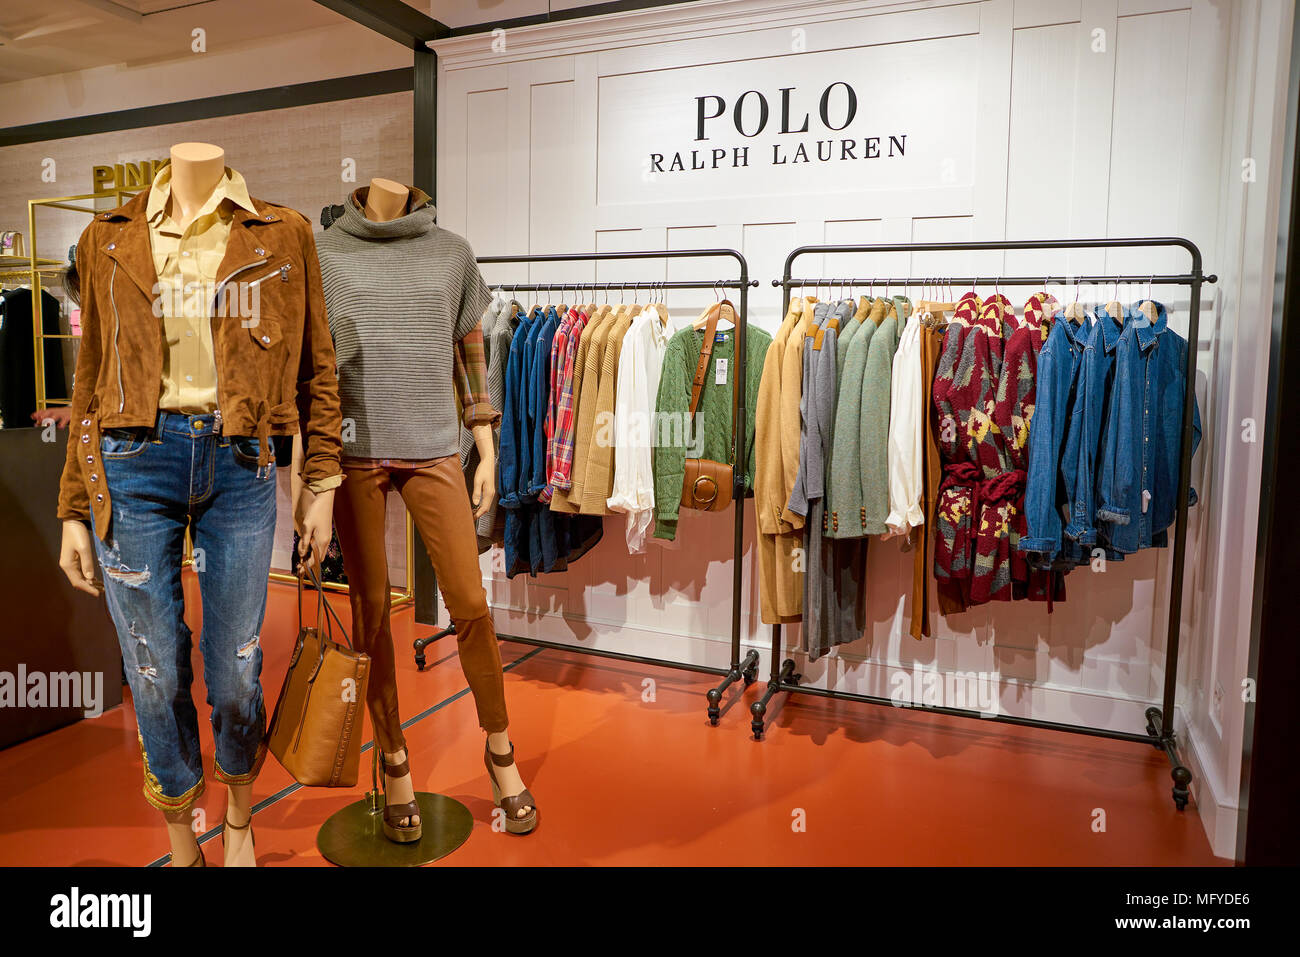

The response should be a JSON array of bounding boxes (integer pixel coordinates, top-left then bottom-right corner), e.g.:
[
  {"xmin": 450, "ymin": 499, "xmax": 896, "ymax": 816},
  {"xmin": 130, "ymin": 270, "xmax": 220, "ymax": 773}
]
[{"xmin": 316, "ymin": 791, "xmax": 473, "ymax": 867}]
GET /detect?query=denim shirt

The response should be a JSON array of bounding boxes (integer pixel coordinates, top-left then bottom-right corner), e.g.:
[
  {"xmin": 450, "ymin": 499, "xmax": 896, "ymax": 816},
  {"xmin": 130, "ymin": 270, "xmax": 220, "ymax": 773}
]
[
  {"xmin": 498, "ymin": 310, "xmax": 535, "ymax": 510},
  {"xmin": 528, "ymin": 307, "xmax": 565, "ymax": 572},
  {"xmin": 1062, "ymin": 304, "xmax": 1130, "ymax": 546},
  {"xmin": 1020, "ymin": 310, "xmax": 1089, "ymax": 568},
  {"xmin": 529, "ymin": 306, "xmax": 563, "ymax": 499},
  {"xmin": 1096, "ymin": 302, "xmax": 1201, "ymax": 553}
]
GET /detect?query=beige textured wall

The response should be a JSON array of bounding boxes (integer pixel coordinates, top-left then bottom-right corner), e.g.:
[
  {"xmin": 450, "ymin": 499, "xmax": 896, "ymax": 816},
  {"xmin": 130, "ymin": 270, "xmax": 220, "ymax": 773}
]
[{"xmin": 0, "ymin": 90, "xmax": 416, "ymax": 578}]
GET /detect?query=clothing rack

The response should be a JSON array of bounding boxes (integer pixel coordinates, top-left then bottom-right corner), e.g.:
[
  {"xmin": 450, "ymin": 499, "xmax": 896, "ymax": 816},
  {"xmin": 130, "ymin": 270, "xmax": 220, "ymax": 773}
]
[
  {"xmin": 753, "ymin": 237, "xmax": 1215, "ymax": 812},
  {"xmin": 412, "ymin": 248, "xmax": 764, "ymax": 723}
]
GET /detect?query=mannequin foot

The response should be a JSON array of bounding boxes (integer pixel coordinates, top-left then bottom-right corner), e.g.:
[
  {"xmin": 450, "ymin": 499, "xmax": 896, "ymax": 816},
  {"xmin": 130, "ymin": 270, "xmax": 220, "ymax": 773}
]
[
  {"xmin": 484, "ymin": 732, "xmax": 537, "ymax": 834},
  {"xmin": 169, "ymin": 832, "xmax": 204, "ymax": 867},
  {"xmin": 381, "ymin": 748, "xmax": 423, "ymax": 843},
  {"xmin": 222, "ymin": 809, "xmax": 255, "ymax": 867}
]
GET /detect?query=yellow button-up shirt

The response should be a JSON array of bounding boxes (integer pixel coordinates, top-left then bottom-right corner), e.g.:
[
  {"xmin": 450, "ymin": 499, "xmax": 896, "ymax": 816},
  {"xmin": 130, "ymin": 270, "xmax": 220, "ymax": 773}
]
[
  {"xmin": 147, "ymin": 163, "xmax": 256, "ymax": 413},
  {"xmin": 147, "ymin": 164, "xmax": 342, "ymax": 493}
]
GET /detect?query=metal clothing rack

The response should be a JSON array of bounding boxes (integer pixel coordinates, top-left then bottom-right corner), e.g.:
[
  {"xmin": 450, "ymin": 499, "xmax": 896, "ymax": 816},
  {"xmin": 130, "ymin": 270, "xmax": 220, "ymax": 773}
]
[
  {"xmin": 753, "ymin": 238, "xmax": 1216, "ymax": 811},
  {"xmin": 413, "ymin": 248, "xmax": 764, "ymax": 720}
]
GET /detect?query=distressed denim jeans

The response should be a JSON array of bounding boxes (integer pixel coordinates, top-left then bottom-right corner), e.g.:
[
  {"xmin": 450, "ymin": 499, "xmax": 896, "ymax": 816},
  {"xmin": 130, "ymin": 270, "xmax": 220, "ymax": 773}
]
[{"xmin": 92, "ymin": 411, "xmax": 276, "ymax": 811}]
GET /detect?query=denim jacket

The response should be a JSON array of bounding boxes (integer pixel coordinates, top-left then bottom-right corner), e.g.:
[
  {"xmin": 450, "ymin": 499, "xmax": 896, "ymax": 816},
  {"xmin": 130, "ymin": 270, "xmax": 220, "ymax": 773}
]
[
  {"xmin": 1020, "ymin": 310, "xmax": 1089, "ymax": 568},
  {"xmin": 1062, "ymin": 305, "xmax": 1130, "ymax": 547},
  {"xmin": 529, "ymin": 307, "xmax": 565, "ymax": 571},
  {"xmin": 1095, "ymin": 302, "xmax": 1200, "ymax": 552},
  {"xmin": 498, "ymin": 310, "xmax": 536, "ymax": 510}
]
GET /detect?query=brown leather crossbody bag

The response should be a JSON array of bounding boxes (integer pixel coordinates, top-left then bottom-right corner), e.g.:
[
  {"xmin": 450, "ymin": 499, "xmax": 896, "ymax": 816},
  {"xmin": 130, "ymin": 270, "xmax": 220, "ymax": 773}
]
[
  {"xmin": 679, "ymin": 305, "xmax": 735, "ymax": 512},
  {"xmin": 267, "ymin": 567, "xmax": 371, "ymax": 787}
]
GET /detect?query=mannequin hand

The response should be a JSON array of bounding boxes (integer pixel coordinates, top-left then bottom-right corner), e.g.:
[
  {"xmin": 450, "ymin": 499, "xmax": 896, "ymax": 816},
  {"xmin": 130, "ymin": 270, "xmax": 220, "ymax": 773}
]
[
  {"xmin": 292, "ymin": 483, "xmax": 310, "ymax": 537},
  {"xmin": 472, "ymin": 456, "xmax": 496, "ymax": 520},
  {"xmin": 59, "ymin": 520, "xmax": 101, "ymax": 596},
  {"xmin": 297, "ymin": 488, "xmax": 335, "ymax": 576}
]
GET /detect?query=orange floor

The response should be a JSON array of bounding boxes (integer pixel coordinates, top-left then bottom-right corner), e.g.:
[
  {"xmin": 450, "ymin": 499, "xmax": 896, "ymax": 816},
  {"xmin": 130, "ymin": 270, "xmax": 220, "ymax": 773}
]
[{"xmin": 0, "ymin": 577, "xmax": 1223, "ymax": 866}]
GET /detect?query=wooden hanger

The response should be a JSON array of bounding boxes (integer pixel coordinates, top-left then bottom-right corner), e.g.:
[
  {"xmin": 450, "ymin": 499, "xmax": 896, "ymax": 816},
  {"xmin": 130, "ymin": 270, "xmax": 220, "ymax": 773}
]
[
  {"xmin": 1137, "ymin": 277, "xmax": 1159, "ymax": 324},
  {"xmin": 694, "ymin": 296, "xmax": 736, "ymax": 330}
]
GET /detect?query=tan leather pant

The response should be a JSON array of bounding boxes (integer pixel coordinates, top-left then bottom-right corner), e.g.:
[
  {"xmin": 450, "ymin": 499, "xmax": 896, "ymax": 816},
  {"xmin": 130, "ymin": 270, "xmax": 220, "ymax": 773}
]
[{"xmin": 333, "ymin": 456, "xmax": 509, "ymax": 754}]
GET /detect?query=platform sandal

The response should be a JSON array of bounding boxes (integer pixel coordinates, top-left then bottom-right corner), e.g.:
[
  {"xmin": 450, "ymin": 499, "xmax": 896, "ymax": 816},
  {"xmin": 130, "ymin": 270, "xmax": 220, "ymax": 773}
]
[
  {"xmin": 221, "ymin": 813, "xmax": 254, "ymax": 866},
  {"xmin": 484, "ymin": 742, "xmax": 538, "ymax": 835},
  {"xmin": 381, "ymin": 752, "xmax": 423, "ymax": 844}
]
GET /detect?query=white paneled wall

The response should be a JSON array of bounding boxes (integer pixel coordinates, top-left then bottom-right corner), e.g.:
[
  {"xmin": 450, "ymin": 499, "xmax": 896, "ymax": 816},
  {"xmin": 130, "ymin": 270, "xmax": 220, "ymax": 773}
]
[{"xmin": 433, "ymin": 0, "xmax": 1285, "ymax": 855}]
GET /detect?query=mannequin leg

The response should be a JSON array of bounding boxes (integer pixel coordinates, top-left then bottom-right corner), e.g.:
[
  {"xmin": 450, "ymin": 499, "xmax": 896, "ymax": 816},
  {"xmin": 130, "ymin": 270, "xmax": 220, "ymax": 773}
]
[
  {"xmin": 332, "ymin": 466, "xmax": 418, "ymax": 825},
  {"xmin": 393, "ymin": 458, "xmax": 534, "ymax": 822},
  {"xmin": 164, "ymin": 810, "xmax": 202, "ymax": 866},
  {"xmin": 191, "ymin": 432, "xmax": 278, "ymax": 866}
]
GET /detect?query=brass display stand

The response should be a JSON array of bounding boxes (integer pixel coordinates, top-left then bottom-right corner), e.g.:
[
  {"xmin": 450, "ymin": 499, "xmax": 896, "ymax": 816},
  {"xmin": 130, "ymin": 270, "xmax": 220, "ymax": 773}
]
[{"xmin": 316, "ymin": 745, "xmax": 472, "ymax": 867}]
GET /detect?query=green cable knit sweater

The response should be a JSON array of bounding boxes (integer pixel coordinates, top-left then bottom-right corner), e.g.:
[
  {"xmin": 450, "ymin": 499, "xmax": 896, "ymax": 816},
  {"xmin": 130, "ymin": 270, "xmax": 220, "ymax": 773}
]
[{"xmin": 653, "ymin": 323, "xmax": 771, "ymax": 540}]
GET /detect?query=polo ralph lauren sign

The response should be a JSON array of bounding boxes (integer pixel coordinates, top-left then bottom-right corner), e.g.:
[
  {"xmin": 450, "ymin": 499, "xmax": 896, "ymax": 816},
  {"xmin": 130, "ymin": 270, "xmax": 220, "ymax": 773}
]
[
  {"xmin": 595, "ymin": 37, "xmax": 976, "ymax": 211},
  {"xmin": 648, "ymin": 83, "xmax": 907, "ymax": 174}
]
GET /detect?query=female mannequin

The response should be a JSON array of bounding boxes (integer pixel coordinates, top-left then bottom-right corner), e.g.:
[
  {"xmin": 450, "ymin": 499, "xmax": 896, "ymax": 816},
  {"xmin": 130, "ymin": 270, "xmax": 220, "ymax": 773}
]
[
  {"xmin": 57, "ymin": 142, "xmax": 341, "ymax": 866},
  {"xmin": 298, "ymin": 176, "xmax": 537, "ymax": 839}
]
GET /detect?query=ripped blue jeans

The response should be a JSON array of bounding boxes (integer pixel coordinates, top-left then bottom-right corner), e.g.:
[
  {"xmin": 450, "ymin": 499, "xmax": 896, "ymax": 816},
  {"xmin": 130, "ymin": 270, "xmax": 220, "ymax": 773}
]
[{"xmin": 92, "ymin": 411, "xmax": 276, "ymax": 812}]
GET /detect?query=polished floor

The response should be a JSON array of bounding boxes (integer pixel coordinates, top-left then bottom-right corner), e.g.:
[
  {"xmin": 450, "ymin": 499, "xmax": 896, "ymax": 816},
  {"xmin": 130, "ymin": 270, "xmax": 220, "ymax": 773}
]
[{"xmin": 0, "ymin": 578, "xmax": 1222, "ymax": 866}]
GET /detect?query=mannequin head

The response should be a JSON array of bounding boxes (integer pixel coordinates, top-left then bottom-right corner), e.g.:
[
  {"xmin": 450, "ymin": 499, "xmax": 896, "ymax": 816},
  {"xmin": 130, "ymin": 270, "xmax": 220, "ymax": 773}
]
[
  {"xmin": 166, "ymin": 142, "xmax": 226, "ymax": 225},
  {"xmin": 363, "ymin": 178, "xmax": 409, "ymax": 223}
]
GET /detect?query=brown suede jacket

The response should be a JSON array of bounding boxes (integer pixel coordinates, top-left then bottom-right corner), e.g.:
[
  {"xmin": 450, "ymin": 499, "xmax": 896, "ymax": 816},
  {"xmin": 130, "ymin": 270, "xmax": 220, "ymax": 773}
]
[{"xmin": 57, "ymin": 188, "xmax": 342, "ymax": 540}]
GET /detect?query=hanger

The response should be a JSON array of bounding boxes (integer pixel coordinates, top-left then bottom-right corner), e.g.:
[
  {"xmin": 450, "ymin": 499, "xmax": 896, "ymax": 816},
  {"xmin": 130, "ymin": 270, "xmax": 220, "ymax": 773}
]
[
  {"xmin": 1104, "ymin": 275, "xmax": 1122, "ymax": 326},
  {"xmin": 694, "ymin": 280, "xmax": 736, "ymax": 330},
  {"xmin": 1137, "ymin": 275, "xmax": 1158, "ymax": 324},
  {"xmin": 653, "ymin": 279, "xmax": 670, "ymax": 328}
]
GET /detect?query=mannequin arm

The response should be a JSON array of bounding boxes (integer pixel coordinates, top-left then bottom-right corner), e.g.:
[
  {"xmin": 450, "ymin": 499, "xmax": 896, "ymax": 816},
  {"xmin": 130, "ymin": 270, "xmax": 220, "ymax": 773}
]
[{"xmin": 471, "ymin": 423, "xmax": 495, "ymax": 519}]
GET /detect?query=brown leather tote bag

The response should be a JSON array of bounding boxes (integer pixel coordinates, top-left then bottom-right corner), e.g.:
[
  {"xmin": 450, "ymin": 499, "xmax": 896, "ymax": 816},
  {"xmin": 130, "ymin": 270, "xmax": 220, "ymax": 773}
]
[{"xmin": 267, "ymin": 566, "xmax": 371, "ymax": 787}]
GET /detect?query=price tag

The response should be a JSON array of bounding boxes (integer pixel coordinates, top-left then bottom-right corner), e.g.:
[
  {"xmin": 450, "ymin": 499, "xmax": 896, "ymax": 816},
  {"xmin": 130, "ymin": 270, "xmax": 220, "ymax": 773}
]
[{"xmin": 715, "ymin": 357, "xmax": 728, "ymax": 385}]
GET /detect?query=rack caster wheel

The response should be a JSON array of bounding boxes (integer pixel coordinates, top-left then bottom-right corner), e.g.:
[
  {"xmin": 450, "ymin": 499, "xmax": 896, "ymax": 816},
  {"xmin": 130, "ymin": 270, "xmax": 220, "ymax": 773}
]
[
  {"xmin": 706, "ymin": 687, "xmax": 722, "ymax": 726},
  {"xmin": 415, "ymin": 652, "xmax": 426, "ymax": 672},
  {"xmin": 1171, "ymin": 765, "xmax": 1191, "ymax": 811},
  {"xmin": 750, "ymin": 700, "xmax": 766, "ymax": 740}
]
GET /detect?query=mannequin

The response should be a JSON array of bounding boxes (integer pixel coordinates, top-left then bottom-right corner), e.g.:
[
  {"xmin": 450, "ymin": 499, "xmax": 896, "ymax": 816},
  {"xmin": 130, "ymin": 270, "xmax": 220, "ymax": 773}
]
[
  {"xmin": 300, "ymin": 175, "xmax": 537, "ymax": 839},
  {"xmin": 57, "ymin": 142, "xmax": 342, "ymax": 866}
]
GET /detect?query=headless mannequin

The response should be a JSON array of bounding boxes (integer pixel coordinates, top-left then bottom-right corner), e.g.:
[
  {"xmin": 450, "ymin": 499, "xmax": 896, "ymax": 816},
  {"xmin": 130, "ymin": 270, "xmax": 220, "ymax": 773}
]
[
  {"xmin": 159, "ymin": 145, "xmax": 256, "ymax": 868},
  {"xmin": 291, "ymin": 176, "xmax": 532, "ymax": 830},
  {"xmin": 59, "ymin": 142, "xmax": 336, "ymax": 867}
]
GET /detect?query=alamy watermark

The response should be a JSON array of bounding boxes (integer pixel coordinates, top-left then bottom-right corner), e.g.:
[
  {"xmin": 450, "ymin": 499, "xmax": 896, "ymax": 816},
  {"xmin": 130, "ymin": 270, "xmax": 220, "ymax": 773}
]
[{"xmin": 0, "ymin": 666, "xmax": 104, "ymax": 718}]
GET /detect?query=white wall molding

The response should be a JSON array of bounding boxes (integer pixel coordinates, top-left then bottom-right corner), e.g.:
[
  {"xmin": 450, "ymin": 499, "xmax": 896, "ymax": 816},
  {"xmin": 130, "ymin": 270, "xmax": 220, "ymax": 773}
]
[{"xmin": 431, "ymin": 0, "xmax": 979, "ymax": 68}]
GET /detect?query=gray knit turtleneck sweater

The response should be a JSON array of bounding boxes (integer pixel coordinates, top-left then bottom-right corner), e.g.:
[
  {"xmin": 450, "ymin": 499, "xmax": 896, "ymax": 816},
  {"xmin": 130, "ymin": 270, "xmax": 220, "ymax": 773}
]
[{"xmin": 316, "ymin": 187, "xmax": 491, "ymax": 460}]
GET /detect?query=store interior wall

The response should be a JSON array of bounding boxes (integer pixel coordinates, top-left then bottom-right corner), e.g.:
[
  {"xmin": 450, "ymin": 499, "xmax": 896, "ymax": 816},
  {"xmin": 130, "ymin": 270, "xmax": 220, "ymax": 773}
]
[
  {"xmin": 1180, "ymin": 0, "xmax": 1295, "ymax": 858},
  {"xmin": 0, "ymin": 0, "xmax": 1288, "ymax": 860},
  {"xmin": 431, "ymin": 0, "xmax": 1289, "ymax": 858}
]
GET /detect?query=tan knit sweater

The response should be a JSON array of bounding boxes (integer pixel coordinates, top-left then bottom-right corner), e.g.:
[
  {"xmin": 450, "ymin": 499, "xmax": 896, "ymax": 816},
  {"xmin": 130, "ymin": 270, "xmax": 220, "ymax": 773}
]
[{"xmin": 579, "ymin": 305, "xmax": 638, "ymax": 514}]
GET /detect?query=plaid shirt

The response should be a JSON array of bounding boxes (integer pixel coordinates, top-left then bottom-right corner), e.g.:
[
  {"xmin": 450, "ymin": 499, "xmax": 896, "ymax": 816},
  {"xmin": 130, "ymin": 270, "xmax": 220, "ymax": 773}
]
[
  {"xmin": 543, "ymin": 308, "xmax": 578, "ymax": 495},
  {"xmin": 548, "ymin": 307, "xmax": 589, "ymax": 492},
  {"xmin": 452, "ymin": 324, "xmax": 501, "ymax": 429}
]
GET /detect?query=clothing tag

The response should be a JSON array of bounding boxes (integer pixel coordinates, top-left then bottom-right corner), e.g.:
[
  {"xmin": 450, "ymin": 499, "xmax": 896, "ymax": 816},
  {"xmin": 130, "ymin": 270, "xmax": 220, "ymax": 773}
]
[
  {"xmin": 715, "ymin": 357, "xmax": 728, "ymax": 385},
  {"xmin": 1142, "ymin": 489, "xmax": 1151, "ymax": 513},
  {"xmin": 714, "ymin": 331, "xmax": 727, "ymax": 343}
]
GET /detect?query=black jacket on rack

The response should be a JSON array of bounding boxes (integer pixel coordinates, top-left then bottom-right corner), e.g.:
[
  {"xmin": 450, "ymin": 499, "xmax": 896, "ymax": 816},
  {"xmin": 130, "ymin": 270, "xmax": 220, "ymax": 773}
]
[{"xmin": 0, "ymin": 288, "xmax": 66, "ymax": 429}]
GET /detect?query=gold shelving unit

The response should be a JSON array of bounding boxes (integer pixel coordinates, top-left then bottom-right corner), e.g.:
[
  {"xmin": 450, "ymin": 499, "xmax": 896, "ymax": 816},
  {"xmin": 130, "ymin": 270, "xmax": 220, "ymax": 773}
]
[{"xmin": 17, "ymin": 186, "xmax": 414, "ymax": 607}]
